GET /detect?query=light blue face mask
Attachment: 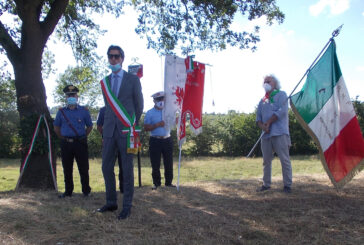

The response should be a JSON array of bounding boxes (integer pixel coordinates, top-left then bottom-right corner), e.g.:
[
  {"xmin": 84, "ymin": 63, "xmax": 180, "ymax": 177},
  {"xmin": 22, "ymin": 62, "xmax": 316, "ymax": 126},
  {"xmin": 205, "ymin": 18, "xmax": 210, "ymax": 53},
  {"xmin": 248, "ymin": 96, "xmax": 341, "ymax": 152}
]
[
  {"xmin": 67, "ymin": 97, "xmax": 78, "ymax": 105},
  {"xmin": 109, "ymin": 63, "xmax": 121, "ymax": 72}
]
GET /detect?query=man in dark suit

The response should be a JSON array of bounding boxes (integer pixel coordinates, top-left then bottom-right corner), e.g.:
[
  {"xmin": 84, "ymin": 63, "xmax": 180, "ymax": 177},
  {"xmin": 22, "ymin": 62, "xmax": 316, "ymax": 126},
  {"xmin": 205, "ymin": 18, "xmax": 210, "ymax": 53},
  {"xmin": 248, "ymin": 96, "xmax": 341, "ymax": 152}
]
[
  {"xmin": 96, "ymin": 45, "xmax": 144, "ymax": 220},
  {"xmin": 96, "ymin": 106, "xmax": 123, "ymax": 193}
]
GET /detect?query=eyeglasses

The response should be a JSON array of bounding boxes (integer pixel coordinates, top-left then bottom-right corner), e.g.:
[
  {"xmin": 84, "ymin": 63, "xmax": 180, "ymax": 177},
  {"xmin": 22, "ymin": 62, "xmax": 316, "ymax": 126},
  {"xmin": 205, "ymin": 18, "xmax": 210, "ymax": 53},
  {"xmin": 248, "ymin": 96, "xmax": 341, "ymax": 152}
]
[{"xmin": 108, "ymin": 54, "xmax": 121, "ymax": 59}]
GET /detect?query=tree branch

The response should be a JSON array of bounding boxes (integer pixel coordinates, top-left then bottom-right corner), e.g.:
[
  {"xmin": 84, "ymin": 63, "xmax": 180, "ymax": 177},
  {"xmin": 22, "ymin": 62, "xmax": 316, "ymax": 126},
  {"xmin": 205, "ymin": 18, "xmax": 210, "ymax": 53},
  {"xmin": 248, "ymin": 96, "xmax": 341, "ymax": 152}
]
[
  {"xmin": 40, "ymin": 0, "xmax": 69, "ymax": 43},
  {"xmin": 0, "ymin": 21, "xmax": 20, "ymax": 65},
  {"xmin": 14, "ymin": 0, "xmax": 26, "ymax": 22}
]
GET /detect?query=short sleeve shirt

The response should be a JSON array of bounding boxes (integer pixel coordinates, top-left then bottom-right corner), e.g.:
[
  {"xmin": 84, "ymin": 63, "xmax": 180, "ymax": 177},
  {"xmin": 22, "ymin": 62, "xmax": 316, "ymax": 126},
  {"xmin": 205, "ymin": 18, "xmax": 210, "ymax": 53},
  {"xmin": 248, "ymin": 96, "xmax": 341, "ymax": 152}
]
[
  {"xmin": 54, "ymin": 106, "xmax": 93, "ymax": 137},
  {"xmin": 144, "ymin": 107, "xmax": 170, "ymax": 137}
]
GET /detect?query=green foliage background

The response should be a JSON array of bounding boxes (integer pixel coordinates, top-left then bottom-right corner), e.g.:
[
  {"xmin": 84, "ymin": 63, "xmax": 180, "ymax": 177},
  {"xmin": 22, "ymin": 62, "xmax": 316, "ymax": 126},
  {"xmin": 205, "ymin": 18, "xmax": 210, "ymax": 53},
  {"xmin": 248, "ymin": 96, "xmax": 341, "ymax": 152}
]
[
  {"xmin": 1, "ymin": 77, "xmax": 363, "ymax": 158},
  {"xmin": 0, "ymin": 66, "xmax": 20, "ymax": 158}
]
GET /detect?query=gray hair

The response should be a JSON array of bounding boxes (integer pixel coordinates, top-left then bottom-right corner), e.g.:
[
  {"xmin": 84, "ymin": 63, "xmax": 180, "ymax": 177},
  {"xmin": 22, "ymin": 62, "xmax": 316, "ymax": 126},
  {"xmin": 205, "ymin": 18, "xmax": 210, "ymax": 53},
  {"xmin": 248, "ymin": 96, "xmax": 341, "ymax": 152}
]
[{"xmin": 264, "ymin": 74, "xmax": 281, "ymax": 90}]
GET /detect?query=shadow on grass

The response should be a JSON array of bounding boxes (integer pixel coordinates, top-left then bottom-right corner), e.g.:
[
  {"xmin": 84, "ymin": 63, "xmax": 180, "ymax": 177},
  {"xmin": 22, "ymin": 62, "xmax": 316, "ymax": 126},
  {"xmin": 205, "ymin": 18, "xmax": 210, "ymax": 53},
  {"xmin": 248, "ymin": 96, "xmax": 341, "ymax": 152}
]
[
  {"xmin": 0, "ymin": 158, "xmax": 21, "ymax": 168},
  {"xmin": 0, "ymin": 176, "xmax": 363, "ymax": 245}
]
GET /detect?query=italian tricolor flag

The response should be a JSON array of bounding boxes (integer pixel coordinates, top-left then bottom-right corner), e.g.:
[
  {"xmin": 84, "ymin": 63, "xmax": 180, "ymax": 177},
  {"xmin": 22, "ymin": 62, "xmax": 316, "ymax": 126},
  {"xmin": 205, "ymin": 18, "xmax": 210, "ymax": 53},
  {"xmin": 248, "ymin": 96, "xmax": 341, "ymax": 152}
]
[{"xmin": 290, "ymin": 40, "xmax": 364, "ymax": 188}]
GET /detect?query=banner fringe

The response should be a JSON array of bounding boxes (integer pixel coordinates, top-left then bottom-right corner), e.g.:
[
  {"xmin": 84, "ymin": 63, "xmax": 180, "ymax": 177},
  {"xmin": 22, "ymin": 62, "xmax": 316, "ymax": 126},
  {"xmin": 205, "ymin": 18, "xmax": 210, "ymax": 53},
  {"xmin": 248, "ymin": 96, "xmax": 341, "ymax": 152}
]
[{"xmin": 290, "ymin": 100, "xmax": 364, "ymax": 189}]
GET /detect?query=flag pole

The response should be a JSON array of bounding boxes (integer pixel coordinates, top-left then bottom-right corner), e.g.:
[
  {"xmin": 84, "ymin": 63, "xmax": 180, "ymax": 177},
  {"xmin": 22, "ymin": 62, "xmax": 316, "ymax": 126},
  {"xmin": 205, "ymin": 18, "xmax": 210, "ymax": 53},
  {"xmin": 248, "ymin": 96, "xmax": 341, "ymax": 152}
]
[
  {"xmin": 288, "ymin": 24, "xmax": 343, "ymax": 98},
  {"xmin": 137, "ymin": 151, "xmax": 142, "ymax": 187},
  {"xmin": 246, "ymin": 132, "xmax": 264, "ymax": 158},
  {"xmin": 177, "ymin": 143, "xmax": 182, "ymax": 191},
  {"xmin": 246, "ymin": 24, "xmax": 343, "ymax": 158}
]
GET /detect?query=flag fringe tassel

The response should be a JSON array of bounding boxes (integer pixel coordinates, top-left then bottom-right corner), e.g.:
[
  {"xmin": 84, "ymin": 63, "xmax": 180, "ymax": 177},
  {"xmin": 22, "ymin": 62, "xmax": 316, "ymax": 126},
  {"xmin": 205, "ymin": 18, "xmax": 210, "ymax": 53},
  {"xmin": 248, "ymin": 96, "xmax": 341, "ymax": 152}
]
[{"xmin": 290, "ymin": 100, "xmax": 364, "ymax": 189}]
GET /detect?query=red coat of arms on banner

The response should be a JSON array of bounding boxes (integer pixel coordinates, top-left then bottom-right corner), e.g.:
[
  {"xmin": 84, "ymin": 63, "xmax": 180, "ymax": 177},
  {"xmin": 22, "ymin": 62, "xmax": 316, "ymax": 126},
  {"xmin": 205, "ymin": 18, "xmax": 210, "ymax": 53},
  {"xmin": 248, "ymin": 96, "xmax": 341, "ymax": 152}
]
[{"xmin": 178, "ymin": 58, "xmax": 205, "ymax": 144}]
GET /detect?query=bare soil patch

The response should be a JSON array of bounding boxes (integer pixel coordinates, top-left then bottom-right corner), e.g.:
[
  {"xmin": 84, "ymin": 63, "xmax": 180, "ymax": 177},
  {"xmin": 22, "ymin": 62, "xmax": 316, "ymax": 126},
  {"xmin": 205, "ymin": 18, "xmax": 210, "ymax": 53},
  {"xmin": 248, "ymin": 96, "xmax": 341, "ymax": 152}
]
[{"xmin": 1, "ymin": 174, "xmax": 364, "ymax": 245}]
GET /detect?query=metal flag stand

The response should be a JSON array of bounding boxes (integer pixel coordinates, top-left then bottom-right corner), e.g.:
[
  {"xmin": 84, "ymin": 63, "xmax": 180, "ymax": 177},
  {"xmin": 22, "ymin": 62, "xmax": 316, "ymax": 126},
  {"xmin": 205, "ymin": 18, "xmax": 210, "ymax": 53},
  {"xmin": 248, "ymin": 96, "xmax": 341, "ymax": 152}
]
[
  {"xmin": 128, "ymin": 58, "xmax": 143, "ymax": 187},
  {"xmin": 246, "ymin": 24, "xmax": 343, "ymax": 158}
]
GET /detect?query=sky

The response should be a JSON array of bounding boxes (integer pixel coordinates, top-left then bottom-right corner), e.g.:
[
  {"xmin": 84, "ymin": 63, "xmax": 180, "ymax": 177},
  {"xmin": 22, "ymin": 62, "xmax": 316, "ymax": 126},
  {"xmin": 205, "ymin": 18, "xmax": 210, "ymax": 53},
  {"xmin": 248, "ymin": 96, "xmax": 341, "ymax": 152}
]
[{"xmin": 42, "ymin": 0, "xmax": 364, "ymax": 113}]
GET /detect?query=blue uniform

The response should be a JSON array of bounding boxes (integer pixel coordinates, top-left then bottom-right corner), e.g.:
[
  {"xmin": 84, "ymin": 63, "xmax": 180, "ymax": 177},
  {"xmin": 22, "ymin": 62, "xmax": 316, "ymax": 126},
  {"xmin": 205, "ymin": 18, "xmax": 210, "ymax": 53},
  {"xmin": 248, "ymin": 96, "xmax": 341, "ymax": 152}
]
[
  {"xmin": 54, "ymin": 105, "xmax": 92, "ymax": 196},
  {"xmin": 144, "ymin": 107, "xmax": 170, "ymax": 137},
  {"xmin": 144, "ymin": 107, "xmax": 173, "ymax": 187},
  {"xmin": 96, "ymin": 106, "xmax": 106, "ymax": 127},
  {"xmin": 54, "ymin": 106, "xmax": 93, "ymax": 137}
]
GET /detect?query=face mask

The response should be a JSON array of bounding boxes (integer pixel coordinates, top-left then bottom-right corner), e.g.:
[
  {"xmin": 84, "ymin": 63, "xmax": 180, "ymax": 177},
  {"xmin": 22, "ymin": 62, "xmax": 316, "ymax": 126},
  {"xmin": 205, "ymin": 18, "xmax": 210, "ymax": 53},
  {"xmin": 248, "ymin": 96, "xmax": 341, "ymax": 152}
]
[
  {"xmin": 67, "ymin": 97, "xmax": 78, "ymax": 105},
  {"xmin": 263, "ymin": 83, "xmax": 272, "ymax": 92},
  {"xmin": 109, "ymin": 63, "xmax": 121, "ymax": 72},
  {"xmin": 156, "ymin": 101, "xmax": 164, "ymax": 109}
]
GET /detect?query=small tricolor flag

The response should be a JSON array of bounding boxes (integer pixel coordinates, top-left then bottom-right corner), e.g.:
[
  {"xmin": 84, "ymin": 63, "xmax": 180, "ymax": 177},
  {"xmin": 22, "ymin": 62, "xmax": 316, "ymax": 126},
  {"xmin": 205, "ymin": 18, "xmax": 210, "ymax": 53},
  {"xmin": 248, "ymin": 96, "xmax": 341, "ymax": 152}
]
[
  {"xmin": 128, "ymin": 64, "xmax": 143, "ymax": 78},
  {"xmin": 290, "ymin": 40, "xmax": 364, "ymax": 188},
  {"xmin": 186, "ymin": 56, "xmax": 194, "ymax": 72}
]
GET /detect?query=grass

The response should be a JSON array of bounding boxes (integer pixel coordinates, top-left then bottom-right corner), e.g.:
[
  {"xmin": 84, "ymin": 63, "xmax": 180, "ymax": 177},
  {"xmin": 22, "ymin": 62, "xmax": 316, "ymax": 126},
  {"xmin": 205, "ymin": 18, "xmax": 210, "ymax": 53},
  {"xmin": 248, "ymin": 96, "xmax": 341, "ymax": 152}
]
[
  {"xmin": 0, "ymin": 155, "xmax": 324, "ymax": 192},
  {"xmin": 1, "ymin": 156, "xmax": 363, "ymax": 245}
]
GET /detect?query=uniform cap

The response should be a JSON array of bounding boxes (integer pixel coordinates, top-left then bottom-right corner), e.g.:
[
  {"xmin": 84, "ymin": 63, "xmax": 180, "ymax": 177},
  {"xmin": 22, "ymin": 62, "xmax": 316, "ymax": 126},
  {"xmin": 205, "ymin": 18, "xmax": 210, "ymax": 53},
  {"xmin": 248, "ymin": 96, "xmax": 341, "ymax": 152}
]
[
  {"xmin": 63, "ymin": 85, "xmax": 79, "ymax": 94},
  {"xmin": 151, "ymin": 91, "xmax": 165, "ymax": 99}
]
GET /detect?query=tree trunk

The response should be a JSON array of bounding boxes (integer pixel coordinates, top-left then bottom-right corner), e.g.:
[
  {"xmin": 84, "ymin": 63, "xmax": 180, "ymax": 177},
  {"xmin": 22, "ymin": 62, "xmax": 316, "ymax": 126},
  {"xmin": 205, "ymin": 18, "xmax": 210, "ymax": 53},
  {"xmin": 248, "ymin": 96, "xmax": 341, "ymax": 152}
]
[
  {"xmin": 14, "ymin": 44, "xmax": 57, "ymax": 190},
  {"xmin": 0, "ymin": 0, "xmax": 70, "ymax": 191}
]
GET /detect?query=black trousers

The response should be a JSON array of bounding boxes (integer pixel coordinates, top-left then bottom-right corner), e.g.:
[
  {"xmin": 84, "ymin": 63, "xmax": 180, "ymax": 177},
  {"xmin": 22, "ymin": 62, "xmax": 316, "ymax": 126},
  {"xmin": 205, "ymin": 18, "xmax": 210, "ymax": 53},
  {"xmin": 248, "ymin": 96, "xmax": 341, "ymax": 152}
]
[
  {"xmin": 149, "ymin": 137, "xmax": 173, "ymax": 186},
  {"xmin": 60, "ymin": 138, "xmax": 91, "ymax": 195}
]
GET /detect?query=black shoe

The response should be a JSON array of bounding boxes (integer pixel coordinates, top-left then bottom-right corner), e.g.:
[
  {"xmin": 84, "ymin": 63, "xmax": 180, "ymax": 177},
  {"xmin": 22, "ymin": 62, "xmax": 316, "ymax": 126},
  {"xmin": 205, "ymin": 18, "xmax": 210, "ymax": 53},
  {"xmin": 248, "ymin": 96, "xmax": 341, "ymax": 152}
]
[
  {"xmin": 283, "ymin": 186, "xmax": 292, "ymax": 193},
  {"xmin": 96, "ymin": 204, "xmax": 118, "ymax": 213},
  {"xmin": 165, "ymin": 184, "xmax": 176, "ymax": 188},
  {"xmin": 58, "ymin": 192, "xmax": 72, "ymax": 198},
  {"xmin": 256, "ymin": 185, "xmax": 270, "ymax": 192},
  {"xmin": 118, "ymin": 208, "xmax": 131, "ymax": 220}
]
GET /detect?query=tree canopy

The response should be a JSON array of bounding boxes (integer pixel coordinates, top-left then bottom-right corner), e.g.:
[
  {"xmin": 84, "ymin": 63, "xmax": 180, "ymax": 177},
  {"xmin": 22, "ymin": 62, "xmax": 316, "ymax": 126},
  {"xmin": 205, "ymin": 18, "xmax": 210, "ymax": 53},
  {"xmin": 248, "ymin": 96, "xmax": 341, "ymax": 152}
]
[
  {"xmin": 0, "ymin": 0, "xmax": 284, "ymax": 189},
  {"xmin": 1, "ymin": 0, "xmax": 284, "ymax": 67},
  {"xmin": 133, "ymin": 0, "xmax": 284, "ymax": 54}
]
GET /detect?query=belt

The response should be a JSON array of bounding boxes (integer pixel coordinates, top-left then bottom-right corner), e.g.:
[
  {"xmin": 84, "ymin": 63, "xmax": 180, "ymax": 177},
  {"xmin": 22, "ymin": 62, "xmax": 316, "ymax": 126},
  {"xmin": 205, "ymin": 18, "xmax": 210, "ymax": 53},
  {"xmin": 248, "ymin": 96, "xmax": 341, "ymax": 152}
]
[
  {"xmin": 151, "ymin": 135, "xmax": 170, "ymax": 139},
  {"xmin": 63, "ymin": 138, "xmax": 75, "ymax": 143},
  {"xmin": 63, "ymin": 136, "xmax": 86, "ymax": 143}
]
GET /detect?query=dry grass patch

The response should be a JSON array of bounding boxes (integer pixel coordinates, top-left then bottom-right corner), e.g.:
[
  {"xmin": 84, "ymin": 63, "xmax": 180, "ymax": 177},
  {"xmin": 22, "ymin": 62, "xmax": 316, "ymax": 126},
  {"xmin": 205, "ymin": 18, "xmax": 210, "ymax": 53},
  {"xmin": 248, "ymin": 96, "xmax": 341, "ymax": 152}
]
[{"xmin": 1, "ymin": 172, "xmax": 364, "ymax": 245}]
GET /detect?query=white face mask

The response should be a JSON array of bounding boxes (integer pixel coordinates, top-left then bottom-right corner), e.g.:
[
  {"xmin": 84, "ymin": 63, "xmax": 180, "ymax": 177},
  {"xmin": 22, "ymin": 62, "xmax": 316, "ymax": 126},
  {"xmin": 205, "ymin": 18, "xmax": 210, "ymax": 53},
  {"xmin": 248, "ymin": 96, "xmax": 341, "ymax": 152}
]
[
  {"xmin": 263, "ymin": 83, "xmax": 272, "ymax": 92},
  {"xmin": 156, "ymin": 101, "xmax": 164, "ymax": 109}
]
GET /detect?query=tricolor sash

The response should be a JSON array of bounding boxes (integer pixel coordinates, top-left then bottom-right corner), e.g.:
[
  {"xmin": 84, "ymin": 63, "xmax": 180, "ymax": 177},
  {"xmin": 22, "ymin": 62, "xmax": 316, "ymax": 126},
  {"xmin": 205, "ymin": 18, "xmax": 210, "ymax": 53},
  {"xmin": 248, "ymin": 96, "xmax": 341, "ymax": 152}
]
[{"xmin": 100, "ymin": 76, "xmax": 141, "ymax": 154}]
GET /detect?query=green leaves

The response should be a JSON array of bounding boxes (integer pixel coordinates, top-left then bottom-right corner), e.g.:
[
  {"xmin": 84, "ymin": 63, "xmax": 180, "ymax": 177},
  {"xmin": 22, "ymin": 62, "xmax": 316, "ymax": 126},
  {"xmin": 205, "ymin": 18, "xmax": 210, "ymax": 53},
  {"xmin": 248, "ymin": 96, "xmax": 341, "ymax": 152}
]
[
  {"xmin": 133, "ymin": 0, "xmax": 284, "ymax": 54},
  {"xmin": 53, "ymin": 65, "xmax": 105, "ymax": 107},
  {"xmin": 0, "ymin": 68, "xmax": 20, "ymax": 157},
  {"xmin": 2, "ymin": 0, "xmax": 284, "ymax": 70},
  {"xmin": 353, "ymin": 96, "xmax": 364, "ymax": 137}
]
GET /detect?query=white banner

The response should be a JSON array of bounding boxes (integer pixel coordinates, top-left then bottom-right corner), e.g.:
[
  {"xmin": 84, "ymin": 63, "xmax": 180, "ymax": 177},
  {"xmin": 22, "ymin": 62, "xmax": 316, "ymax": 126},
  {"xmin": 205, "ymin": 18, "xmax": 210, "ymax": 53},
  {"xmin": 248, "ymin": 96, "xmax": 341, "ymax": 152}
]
[{"xmin": 163, "ymin": 55, "xmax": 187, "ymax": 133}]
